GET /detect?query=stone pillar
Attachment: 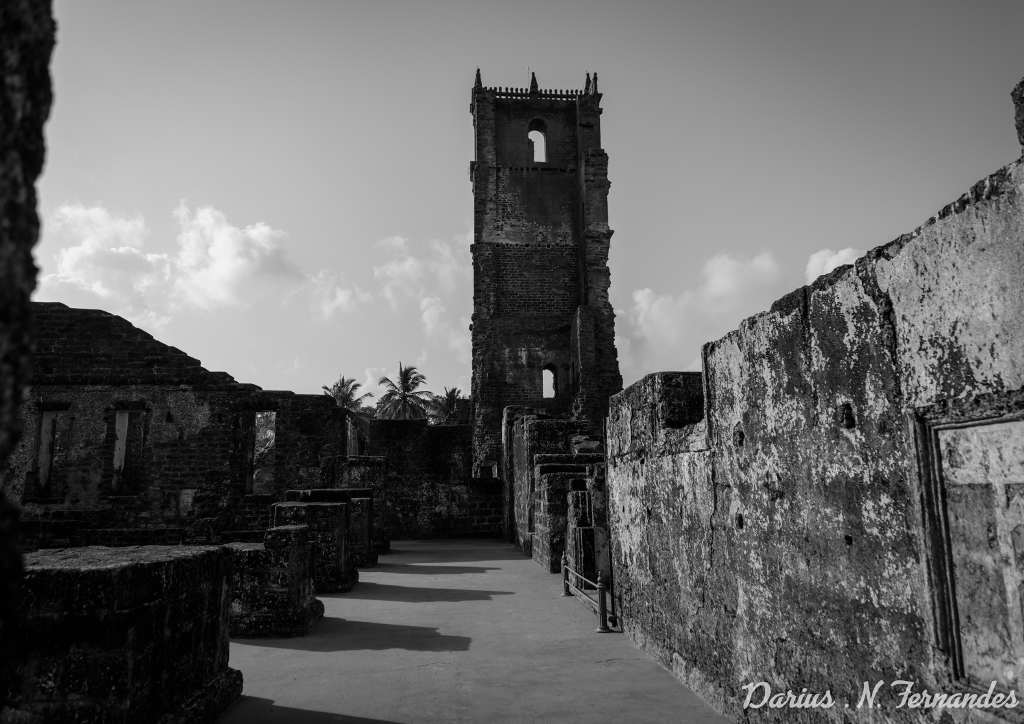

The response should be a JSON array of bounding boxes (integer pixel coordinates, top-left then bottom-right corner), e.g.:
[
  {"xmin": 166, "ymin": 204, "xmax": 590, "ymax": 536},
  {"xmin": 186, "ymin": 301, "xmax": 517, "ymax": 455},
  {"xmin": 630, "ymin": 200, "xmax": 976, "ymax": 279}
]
[
  {"xmin": 226, "ymin": 524, "xmax": 324, "ymax": 637},
  {"xmin": 272, "ymin": 501, "xmax": 357, "ymax": 593},
  {"xmin": 283, "ymin": 488, "xmax": 377, "ymax": 566}
]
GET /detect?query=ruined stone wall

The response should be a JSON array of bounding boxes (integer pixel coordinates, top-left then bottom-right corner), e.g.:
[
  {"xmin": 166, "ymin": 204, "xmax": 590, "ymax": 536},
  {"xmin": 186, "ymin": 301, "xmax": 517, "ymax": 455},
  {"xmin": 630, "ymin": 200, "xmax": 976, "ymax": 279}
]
[
  {"xmin": 2, "ymin": 304, "xmax": 351, "ymax": 546},
  {"xmin": 6, "ymin": 384, "xmax": 255, "ymax": 548},
  {"xmin": 0, "ymin": 0, "xmax": 55, "ymax": 692},
  {"xmin": 508, "ymin": 413, "xmax": 590, "ymax": 554},
  {"xmin": 250, "ymin": 391, "xmax": 346, "ymax": 496},
  {"xmin": 4, "ymin": 304, "xmax": 260, "ymax": 546},
  {"xmin": 606, "ymin": 152, "xmax": 1024, "ymax": 718},
  {"xmin": 3, "ymin": 545, "xmax": 242, "ymax": 721},
  {"xmin": 359, "ymin": 420, "xmax": 502, "ymax": 538}
]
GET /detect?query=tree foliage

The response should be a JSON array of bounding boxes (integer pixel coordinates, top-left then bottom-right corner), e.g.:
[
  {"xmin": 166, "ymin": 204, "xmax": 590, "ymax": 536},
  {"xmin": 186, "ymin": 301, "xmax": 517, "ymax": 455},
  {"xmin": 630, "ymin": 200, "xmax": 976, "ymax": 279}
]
[
  {"xmin": 428, "ymin": 386, "xmax": 466, "ymax": 424},
  {"xmin": 376, "ymin": 362, "xmax": 433, "ymax": 420},
  {"xmin": 322, "ymin": 374, "xmax": 374, "ymax": 414}
]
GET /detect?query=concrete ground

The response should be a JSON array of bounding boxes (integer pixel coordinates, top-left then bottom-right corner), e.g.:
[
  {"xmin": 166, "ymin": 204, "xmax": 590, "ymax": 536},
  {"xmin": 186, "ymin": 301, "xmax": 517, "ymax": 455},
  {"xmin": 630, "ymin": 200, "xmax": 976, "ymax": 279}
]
[{"xmin": 220, "ymin": 539, "xmax": 728, "ymax": 723}]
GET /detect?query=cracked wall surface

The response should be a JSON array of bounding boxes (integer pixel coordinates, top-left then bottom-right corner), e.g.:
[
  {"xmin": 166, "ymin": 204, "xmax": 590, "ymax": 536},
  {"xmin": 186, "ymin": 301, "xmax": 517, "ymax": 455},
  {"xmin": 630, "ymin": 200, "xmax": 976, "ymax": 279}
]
[{"xmin": 607, "ymin": 139, "xmax": 1024, "ymax": 718}]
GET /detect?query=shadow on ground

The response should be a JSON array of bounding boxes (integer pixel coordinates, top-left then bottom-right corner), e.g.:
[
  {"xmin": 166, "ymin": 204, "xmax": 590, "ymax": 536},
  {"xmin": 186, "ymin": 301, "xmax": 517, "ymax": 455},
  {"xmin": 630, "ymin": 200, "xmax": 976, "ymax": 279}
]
[
  {"xmin": 324, "ymin": 581, "xmax": 514, "ymax": 603},
  {"xmin": 232, "ymin": 617, "xmax": 471, "ymax": 652},
  {"xmin": 374, "ymin": 562, "xmax": 500, "ymax": 575},
  {"xmin": 382, "ymin": 543, "xmax": 525, "ymax": 563},
  {"xmin": 220, "ymin": 695, "xmax": 401, "ymax": 723}
]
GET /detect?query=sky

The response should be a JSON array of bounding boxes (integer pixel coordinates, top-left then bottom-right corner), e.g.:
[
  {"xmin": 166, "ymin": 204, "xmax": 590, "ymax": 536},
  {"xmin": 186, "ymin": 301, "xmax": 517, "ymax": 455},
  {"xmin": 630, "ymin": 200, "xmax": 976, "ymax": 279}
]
[{"xmin": 34, "ymin": 0, "xmax": 1024, "ymax": 398}]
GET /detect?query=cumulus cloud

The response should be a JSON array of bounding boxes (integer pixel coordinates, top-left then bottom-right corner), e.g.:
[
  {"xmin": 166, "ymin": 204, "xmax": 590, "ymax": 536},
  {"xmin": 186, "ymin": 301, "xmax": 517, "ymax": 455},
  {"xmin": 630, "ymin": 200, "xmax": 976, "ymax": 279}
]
[
  {"xmin": 376, "ymin": 235, "xmax": 408, "ymax": 252},
  {"xmin": 373, "ymin": 235, "xmax": 470, "ymax": 306},
  {"xmin": 307, "ymin": 270, "xmax": 370, "ymax": 320},
  {"xmin": 616, "ymin": 251, "xmax": 786, "ymax": 383},
  {"xmin": 36, "ymin": 202, "xmax": 359, "ymax": 327},
  {"xmin": 171, "ymin": 202, "xmax": 301, "ymax": 308},
  {"xmin": 39, "ymin": 205, "xmax": 172, "ymax": 326},
  {"xmin": 804, "ymin": 247, "xmax": 864, "ymax": 284},
  {"xmin": 420, "ymin": 296, "xmax": 445, "ymax": 334},
  {"xmin": 361, "ymin": 366, "xmax": 389, "ymax": 398},
  {"xmin": 371, "ymin": 234, "xmax": 472, "ymax": 379}
]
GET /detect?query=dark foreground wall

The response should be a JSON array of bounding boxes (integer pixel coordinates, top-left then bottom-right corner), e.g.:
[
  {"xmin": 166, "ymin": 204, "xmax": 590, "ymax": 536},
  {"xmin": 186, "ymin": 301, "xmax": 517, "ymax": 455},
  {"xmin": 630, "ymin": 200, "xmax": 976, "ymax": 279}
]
[
  {"xmin": 607, "ymin": 146, "xmax": 1024, "ymax": 718},
  {"xmin": 2, "ymin": 545, "xmax": 242, "ymax": 722},
  {"xmin": 0, "ymin": 0, "xmax": 54, "ymax": 697}
]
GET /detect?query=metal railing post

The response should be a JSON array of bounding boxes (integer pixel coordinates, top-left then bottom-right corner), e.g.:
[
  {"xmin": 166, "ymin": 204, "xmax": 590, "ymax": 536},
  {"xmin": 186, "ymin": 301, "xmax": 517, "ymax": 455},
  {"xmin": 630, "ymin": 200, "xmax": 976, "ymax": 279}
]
[
  {"xmin": 561, "ymin": 552, "xmax": 571, "ymax": 596},
  {"xmin": 595, "ymin": 571, "xmax": 611, "ymax": 633}
]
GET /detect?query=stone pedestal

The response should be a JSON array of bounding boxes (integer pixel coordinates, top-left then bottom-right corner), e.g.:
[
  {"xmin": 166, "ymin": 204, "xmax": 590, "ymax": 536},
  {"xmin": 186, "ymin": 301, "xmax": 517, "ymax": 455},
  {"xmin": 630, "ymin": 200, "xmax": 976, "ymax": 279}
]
[
  {"xmin": 2, "ymin": 545, "xmax": 242, "ymax": 723},
  {"xmin": 271, "ymin": 501, "xmax": 357, "ymax": 593},
  {"xmin": 226, "ymin": 524, "xmax": 324, "ymax": 637},
  {"xmin": 284, "ymin": 489, "xmax": 377, "ymax": 567}
]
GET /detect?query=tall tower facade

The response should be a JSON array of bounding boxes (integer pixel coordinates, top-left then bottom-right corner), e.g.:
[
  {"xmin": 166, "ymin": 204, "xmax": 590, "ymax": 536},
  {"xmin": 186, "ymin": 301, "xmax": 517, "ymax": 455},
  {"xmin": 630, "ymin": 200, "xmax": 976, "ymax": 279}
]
[{"xmin": 469, "ymin": 70, "xmax": 622, "ymax": 476}]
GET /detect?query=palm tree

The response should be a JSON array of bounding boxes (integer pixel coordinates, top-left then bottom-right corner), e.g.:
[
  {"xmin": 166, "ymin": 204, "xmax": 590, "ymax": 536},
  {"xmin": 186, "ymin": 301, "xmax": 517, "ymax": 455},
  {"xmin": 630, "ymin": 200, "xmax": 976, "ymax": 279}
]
[
  {"xmin": 322, "ymin": 374, "xmax": 374, "ymax": 414},
  {"xmin": 376, "ymin": 363, "xmax": 433, "ymax": 420},
  {"xmin": 429, "ymin": 386, "xmax": 465, "ymax": 424}
]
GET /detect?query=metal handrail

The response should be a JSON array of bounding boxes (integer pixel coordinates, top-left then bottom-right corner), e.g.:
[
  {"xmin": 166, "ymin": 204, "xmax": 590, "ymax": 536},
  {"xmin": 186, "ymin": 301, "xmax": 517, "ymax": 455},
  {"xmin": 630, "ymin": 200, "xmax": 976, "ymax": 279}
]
[{"xmin": 561, "ymin": 553, "xmax": 618, "ymax": 633}]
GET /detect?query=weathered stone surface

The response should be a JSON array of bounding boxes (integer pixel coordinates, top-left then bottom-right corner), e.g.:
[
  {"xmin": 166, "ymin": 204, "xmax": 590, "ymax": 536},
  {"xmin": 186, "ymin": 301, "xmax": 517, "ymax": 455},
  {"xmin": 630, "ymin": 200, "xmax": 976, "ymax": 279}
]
[
  {"xmin": 469, "ymin": 75, "xmax": 621, "ymax": 477},
  {"xmin": 272, "ymin": 501, "xmax": 356, "ymax": 593},
  {"xmin": 338, "ymin": 456, "xmax": 390, "ymax": 552},
  {"xmin": 2, "ymin": 545, "xmax": 242, "ymax": 723},
  {"xmin": 606, "ymin": 143, "xmax": 1024, "ymax": 718},
  {"xmin": 508, "ymin": 414, "xmax": 591, "ymax": 553},
  {"xmin": 226, "ymin": 524, "xmax": 323, "ymax": 637},
  {"xmin": 1013, "ymin": 76, "xmax": 1024, "ymax": 150},
  {"xmin": 284, "ymin": 488, "xmax": 377, "ymax": 566}
]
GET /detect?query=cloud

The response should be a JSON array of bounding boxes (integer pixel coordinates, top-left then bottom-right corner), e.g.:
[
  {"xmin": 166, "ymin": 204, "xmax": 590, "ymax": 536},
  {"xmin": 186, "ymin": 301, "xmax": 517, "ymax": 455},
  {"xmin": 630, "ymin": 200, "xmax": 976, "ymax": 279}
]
[
  {"xmin": 308, "ymin": 270, "xmax": 370, "ymax": 320},
  {"xmin": 616, "ymin": 251, "xmax": 786, "ymax": 383},
  {"xmin": 418, "ymin": 295, "xmax": 470, "ymax": 365},
  {"xmin": 420, "ymin": 296, "xmax": 445, "ymax": 334},
  {"xmin": 376, "ymin": 235, "xmax": 408, "ymax": 252},
  {"xmin": 36, "ymin": 202, "xmax": 347, "ymax": 327},
  {"xmin": 804, "ymin": 247, "xmax": 864, "ymax": 284},
  {"xmin": 370, "ymin": 234, "xmax": 472, "ymax": 385},
  {"xmin": 38, "ymin": 204, "xmax": 172, "ymax": 326},
  {"xmin": 361, "ymin": 366, "xmax": 389, "ymax": 398},
  {"xmin": 372, "ymin": 235, "xmax": 470, "ymax": 306},
  {"xmin": 171, "ymin": 202, "xmax": 302, "ymax": 308}
]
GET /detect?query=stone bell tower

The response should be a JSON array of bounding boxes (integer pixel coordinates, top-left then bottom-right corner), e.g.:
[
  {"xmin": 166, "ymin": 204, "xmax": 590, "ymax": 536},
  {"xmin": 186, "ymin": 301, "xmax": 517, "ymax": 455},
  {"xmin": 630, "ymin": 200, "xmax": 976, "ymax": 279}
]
[{"xmin": 469, "ymin": 70, "xmax": 621, "ymax": 477}]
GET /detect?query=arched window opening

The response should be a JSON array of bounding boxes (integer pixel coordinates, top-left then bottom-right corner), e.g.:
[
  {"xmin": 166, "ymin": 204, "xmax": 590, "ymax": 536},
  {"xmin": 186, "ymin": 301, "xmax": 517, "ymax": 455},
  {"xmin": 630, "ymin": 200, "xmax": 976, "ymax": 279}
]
[
  {"xmin": 542, "ymin": 367, "xmax": 556, "ymax": 398},
  {"xmin": 528, "ymin": 118, "xmax": 547, "ymax": 163},
  {"xmin": 528, "ymin": 131, "xmax": 546, "ymax": 163}
]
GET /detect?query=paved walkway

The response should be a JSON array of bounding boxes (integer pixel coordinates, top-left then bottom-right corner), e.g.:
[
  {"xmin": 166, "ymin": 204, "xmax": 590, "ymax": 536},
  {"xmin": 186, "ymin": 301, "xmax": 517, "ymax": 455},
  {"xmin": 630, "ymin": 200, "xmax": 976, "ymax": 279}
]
[{"xmin": 220, "ymin": 539, "xmax": 727, "ymax": 723}]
